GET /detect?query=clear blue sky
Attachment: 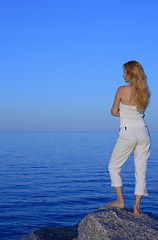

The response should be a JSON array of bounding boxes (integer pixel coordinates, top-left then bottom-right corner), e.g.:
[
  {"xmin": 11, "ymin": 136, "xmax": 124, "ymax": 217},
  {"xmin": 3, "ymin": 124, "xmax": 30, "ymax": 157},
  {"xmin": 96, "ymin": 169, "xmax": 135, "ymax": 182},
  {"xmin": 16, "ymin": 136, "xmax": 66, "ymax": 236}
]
[{"xmin": 0, "ymin": 0, "xmax": 158, "ymax": 132}]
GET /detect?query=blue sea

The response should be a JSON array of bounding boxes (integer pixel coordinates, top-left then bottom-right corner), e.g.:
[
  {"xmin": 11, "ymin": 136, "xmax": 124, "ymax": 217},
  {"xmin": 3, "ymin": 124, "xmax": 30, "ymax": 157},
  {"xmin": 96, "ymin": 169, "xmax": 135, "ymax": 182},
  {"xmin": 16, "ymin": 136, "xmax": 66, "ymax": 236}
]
[{"xmin": 0, "ymin": 132, "xmax": 158, "ymax": 240}]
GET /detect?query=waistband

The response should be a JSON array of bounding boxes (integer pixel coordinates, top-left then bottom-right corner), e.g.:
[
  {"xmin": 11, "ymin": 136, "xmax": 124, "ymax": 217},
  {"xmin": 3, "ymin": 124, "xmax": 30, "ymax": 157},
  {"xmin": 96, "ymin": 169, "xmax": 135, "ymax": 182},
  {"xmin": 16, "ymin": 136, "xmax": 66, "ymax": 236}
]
[
  {"xmin": 120, "ymin": 118, "xmax": 146, "ymax": 128},
  {"xmin": 120, "ymin": 125, "xmax": 147, "ymax": 130}
]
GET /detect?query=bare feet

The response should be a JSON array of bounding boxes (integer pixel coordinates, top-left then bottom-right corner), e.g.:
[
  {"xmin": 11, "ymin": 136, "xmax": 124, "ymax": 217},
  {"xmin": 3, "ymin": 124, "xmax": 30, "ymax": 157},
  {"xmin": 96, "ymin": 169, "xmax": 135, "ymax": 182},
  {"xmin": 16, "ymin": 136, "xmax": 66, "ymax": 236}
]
[
  {"xmin": 109, "ymin": 200, "xmax": 124, "ymax": 209},
  {"xmin": 133, "ymin": 203, "xmax": 142, "ymax": 215}
]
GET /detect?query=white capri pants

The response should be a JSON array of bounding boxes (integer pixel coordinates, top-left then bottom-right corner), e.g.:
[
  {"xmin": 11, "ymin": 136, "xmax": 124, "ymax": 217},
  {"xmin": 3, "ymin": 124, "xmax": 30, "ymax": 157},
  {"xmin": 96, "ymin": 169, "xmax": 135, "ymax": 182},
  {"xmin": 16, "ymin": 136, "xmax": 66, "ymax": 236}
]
[{"xmin": 108, "ymin": 125, "xmax": 150, "ymax": 196}]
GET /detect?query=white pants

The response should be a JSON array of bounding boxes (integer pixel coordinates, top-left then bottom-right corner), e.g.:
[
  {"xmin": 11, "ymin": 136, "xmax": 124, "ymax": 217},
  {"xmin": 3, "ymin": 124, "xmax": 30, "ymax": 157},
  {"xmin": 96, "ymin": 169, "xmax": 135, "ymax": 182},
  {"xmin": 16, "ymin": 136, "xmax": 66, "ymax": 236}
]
[{"xmin": 108, "ymin": 126, "xmax": 150, "ymax": 196}]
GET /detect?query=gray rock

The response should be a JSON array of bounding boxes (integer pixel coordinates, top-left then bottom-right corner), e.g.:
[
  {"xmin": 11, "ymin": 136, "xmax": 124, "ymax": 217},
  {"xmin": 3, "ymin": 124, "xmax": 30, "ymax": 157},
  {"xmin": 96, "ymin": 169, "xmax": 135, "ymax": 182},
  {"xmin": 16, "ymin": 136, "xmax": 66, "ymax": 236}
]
[
  {"xmin": 78, "ymin": 204, "xmax": 158, "ymax": 240},
  {"xmin": 15, "ymin": 226, "xmax": 78, "ymax": 240},
  {"xmin": 14, "ymin": 205, "xmax": 158, "ymax": 240},
  {"xmin": 15, "ymin": 232, "xmax": 39, "ymax": 240}
]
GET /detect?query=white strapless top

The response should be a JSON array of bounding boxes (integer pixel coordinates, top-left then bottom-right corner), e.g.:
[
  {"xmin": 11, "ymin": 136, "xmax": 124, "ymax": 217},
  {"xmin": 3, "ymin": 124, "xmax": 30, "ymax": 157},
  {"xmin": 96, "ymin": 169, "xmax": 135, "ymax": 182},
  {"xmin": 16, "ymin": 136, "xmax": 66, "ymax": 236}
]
[{"xmin": 119, "ymin": 102, "xmax": 145, "ymax": 128}]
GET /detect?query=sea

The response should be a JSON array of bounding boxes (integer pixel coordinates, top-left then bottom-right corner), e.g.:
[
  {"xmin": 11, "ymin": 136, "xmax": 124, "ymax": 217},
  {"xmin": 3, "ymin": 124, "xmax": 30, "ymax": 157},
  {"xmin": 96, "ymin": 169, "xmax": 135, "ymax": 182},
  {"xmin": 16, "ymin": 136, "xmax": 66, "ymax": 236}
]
[{"xmin": 0, "ymin": 132, "xmax": 158, "ymax": 240}]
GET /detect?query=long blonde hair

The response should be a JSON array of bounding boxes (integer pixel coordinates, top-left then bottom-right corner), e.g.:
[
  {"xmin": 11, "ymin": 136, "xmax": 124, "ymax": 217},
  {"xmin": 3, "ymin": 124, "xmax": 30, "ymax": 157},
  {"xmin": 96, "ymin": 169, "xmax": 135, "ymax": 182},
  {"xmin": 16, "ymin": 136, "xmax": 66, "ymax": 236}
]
[{"xmin": 123, "ymin": 60, "xmax": 150, "ymax": 112}]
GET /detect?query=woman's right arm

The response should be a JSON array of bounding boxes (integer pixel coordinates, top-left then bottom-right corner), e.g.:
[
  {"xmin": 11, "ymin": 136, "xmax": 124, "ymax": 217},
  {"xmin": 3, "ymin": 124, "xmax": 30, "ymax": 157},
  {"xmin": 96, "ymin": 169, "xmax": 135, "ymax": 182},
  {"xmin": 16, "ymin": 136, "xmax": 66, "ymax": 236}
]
[{"xmin": 111, "ymin": 87, "xmax": 122, "ymax": 117}]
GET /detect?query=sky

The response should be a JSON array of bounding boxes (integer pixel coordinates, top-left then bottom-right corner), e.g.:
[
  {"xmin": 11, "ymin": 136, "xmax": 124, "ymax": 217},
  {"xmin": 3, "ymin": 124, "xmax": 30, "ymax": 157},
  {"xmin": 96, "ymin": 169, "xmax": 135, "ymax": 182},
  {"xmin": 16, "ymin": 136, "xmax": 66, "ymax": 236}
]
[{"xmin": 0, "ymin": 0, "xmax": 158, "ymax": 132}]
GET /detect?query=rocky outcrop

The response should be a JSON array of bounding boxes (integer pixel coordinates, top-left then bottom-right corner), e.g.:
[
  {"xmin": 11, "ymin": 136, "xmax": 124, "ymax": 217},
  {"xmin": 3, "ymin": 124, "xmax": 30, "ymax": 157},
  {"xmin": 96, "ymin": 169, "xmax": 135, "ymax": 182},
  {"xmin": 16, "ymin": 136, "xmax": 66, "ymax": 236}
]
[
  {"xmin": 15, "ymin": 226, "xmax": 78, "ymax": 240},
  {"xmin": 78, "ymin": 204, "xmax": 158, "ymax": 240},
  {"xmin": 15, "ymin": 205, "xmax": 158, "ymax": 240}
]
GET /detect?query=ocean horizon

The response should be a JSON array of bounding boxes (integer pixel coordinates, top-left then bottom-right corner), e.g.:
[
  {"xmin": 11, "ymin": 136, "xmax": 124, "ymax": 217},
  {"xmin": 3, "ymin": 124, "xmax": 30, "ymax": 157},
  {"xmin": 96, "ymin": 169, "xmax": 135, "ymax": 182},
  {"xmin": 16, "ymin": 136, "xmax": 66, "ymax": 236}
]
[{"xmin": 0, "ymin": 132, "xmax": 158, "ymax": 240}]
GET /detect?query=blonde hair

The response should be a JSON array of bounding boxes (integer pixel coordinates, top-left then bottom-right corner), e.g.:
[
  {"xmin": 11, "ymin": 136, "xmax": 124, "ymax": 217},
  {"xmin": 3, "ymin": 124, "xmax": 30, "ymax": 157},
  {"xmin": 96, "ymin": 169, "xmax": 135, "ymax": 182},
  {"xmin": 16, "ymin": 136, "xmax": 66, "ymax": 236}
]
[{"xmin": 123, "ymin": 60, "xmax": 150, "ymax": 112}]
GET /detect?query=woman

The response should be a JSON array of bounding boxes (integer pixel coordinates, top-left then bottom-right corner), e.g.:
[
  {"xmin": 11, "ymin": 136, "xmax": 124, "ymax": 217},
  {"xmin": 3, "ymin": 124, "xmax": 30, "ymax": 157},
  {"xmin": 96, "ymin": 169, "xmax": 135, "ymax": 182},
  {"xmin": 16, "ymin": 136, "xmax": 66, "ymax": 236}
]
[{"xmin": 108, "ymin": 60, "xmax": 151, "ymax": 215}]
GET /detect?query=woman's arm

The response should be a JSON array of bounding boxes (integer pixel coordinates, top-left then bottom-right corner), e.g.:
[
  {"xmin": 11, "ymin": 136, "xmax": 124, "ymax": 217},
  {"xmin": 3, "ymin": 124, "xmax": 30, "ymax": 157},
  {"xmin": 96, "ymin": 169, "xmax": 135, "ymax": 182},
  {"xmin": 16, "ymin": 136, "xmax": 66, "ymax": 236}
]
[{"xmin": 111, "ymin": 87, "xmax": 122, "ymax": 117}]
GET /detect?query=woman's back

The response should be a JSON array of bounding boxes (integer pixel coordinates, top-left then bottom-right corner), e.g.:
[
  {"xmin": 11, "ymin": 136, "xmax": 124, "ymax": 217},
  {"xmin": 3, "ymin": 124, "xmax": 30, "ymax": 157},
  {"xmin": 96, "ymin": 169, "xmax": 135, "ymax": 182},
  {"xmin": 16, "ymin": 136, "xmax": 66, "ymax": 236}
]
[
  {"xmin": 119, "ymin": 85, "xmax": 136, "ymax": 106},
  {"xmin": 119, "ymin": 85, "xmax": 145, "ymax": 128}
]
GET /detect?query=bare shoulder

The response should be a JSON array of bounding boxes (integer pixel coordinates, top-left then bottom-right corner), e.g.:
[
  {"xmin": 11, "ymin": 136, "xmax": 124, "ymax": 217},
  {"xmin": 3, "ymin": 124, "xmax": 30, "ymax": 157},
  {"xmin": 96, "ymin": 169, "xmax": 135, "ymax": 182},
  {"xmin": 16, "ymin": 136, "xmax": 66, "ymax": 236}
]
[
  {"xmin": 118, "ymin": 85, "xmax": 131, "ymax": 93},
  {"xmin": 117, "ymin": 86, "xmax": 128, "ymax": 94},
  {"xmin": 118, "ymin": 85, "xmax": 130, "ymax": 90}
]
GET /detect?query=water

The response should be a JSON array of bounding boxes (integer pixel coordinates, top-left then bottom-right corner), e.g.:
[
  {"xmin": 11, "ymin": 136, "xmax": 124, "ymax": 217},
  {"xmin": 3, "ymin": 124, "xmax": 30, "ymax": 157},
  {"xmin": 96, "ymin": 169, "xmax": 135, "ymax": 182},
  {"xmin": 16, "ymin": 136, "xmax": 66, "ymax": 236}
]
[{"xmin": 0, "ymin": 132, "xmax": 158, "ymax": 240}]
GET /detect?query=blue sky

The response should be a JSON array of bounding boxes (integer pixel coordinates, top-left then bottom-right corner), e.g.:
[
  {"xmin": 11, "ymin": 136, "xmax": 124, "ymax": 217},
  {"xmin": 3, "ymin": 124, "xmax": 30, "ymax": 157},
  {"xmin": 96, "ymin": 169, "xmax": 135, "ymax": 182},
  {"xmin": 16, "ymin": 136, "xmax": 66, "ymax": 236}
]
[{"xmin": 0, "ymin": 0, "xmax": 158, "ymax": 132}]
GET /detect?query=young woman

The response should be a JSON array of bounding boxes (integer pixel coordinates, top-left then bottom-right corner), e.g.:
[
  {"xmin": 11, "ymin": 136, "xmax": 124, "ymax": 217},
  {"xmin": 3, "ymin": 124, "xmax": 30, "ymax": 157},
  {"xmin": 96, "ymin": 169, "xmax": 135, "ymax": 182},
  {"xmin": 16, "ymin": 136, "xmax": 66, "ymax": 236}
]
[{"xmin": 108, "ymin": 60, "xmax": 151, "ymax": 215}]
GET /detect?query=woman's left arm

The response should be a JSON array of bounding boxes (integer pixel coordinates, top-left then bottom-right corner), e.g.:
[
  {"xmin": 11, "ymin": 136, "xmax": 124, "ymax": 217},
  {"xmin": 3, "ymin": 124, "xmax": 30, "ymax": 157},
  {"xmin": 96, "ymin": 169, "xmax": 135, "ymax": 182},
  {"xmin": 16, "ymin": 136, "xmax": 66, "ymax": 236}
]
[{"xmin": 111, "ymin": 87, "xmax": 122, "ymax": 117}]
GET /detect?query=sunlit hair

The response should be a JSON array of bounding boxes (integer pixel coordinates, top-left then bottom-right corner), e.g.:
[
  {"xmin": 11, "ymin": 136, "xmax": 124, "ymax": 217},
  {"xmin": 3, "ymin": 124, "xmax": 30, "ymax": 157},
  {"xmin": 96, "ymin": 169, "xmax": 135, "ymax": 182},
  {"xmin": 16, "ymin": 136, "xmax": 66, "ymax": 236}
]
[{"xmin": 123, "ymin": 60, "xmax": 150, "ymax": 112}]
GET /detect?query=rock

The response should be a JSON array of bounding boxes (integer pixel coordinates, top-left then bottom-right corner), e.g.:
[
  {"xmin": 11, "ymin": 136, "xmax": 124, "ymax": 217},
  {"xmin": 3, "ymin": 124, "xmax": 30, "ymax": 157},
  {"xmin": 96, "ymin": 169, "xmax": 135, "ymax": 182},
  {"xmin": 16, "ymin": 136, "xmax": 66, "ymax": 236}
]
[
  {"xmin": 15, "ymin": 232, "xmax": 39, "ymax": 240},
  {"xmin": 15, "ymin": 226, "xmax": 78, "ymax": 240},
  {"xmin": 78, "ymin": 204, "xmax": 158, "ymax": 240},
  {"xmin": 15, "ymin": 205, "xmax": 158, "ymax": 240}
]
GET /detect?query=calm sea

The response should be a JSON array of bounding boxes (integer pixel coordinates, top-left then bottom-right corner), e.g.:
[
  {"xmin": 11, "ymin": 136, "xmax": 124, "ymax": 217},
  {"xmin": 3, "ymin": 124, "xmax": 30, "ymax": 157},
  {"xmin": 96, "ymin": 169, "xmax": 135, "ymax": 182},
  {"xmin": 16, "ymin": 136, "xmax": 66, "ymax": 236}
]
[{"xmin": 0, "ymin": 132, "xmax": 158, "ymax": 240}]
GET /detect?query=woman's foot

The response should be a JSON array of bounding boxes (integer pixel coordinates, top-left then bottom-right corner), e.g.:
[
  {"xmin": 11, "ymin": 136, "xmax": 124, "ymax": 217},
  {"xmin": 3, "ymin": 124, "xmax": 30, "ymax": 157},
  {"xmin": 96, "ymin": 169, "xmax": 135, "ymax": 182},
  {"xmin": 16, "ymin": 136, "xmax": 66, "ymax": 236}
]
[
  {"xmin": 109, "ymin": 200, "xmax": 124, "ymax": 209},
  {"xmin": 133, "ymin": 203, "xmax": 141, "ymax": 215},
  {"xmin": 133, "ymin": 195, "xmax": 143, "ymax": 215}
]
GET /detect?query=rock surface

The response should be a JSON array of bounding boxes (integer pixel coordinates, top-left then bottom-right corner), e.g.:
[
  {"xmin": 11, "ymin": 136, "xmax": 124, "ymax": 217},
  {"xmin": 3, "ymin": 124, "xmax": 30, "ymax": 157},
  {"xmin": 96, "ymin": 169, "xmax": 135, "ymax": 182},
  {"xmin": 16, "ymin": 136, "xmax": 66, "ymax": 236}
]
[
  {"xmin": 78, "ymin": 204, "xmax": 158, "ymax": 240},
  {"xmin": 15, "ymin": 205, "xmax": 158, "ymax": 240},
  {"xmin": 15, "ymin": 226, "xmax": 78, "ymax": 240}
]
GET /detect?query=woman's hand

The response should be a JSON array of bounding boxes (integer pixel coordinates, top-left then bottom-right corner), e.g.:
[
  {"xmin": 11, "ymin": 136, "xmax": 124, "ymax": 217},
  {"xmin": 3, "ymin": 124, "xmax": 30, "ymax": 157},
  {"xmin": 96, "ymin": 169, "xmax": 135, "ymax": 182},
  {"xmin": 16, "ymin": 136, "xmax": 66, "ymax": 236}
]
[{"xmin": 111, "ymin": 107, "xmax": 120, "ymax": 117}]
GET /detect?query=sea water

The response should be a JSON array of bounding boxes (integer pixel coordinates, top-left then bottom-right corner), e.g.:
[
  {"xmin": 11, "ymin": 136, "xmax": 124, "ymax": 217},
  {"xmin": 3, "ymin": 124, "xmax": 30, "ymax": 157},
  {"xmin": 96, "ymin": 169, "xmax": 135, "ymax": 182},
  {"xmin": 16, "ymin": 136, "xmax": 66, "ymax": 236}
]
[{"xmin": 0, "ymin": 132, "xmax": 158, "ymax": 240}]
